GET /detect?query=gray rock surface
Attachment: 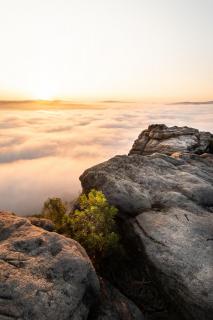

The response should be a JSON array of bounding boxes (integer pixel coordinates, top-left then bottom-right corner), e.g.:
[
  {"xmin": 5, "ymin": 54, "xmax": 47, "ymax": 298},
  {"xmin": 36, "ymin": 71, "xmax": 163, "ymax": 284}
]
[
  {"xmin": 28, "ymin": 216, "xmax": 55, "ymax": 231},
  {"xmin": 91, "ymin": 278, "xmax": 144, "ymax": 320},
  {"xmin": 129, "ymin": 124, "xmax": 213, "ymax": 156},
  {"xmin": 0, "ymin": 211, "xmax": 99, "ymax": 320},
  {"xmin": 80, "ymin": 125, "xmax": 213, "ymax": 320}
]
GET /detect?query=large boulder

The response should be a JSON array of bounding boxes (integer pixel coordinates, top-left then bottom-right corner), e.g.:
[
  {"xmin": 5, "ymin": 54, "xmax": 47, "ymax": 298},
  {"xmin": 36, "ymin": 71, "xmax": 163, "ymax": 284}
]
[
  {"xmin": 129, "ymin": 124, "xmax": 213, "ymax": 156},
  {"xmin": 80, "ymin": 125, "xmax": 213, "ymax": 320},
  {"xmin": 0, "ymin": 211, "xmax": 99, "ymax": 320}
]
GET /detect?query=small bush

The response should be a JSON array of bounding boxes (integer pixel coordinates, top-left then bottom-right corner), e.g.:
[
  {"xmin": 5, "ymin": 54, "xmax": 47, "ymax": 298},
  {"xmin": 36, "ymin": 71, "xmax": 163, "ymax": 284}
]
[
  {"xmin": 64, "ymin": 189, "xmax": 119, "ymax": 260},
  {"xmin": 41, "ymin": 190, "xmax": 120, "ymax": 266},
  {"xmin": 42, "ymin": 197, "xmax": 67, "ymax": 231}
]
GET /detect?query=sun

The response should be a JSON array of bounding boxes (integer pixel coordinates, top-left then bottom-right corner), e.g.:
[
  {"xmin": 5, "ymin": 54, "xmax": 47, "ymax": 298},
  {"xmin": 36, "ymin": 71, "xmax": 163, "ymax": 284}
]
[
  {"xmin": 28, "ymin": 82, "xmax": 59, "ymax": 101},
  {"xmin": 31, "ymin": 88, "xmax": 56, "ymax": 101}
]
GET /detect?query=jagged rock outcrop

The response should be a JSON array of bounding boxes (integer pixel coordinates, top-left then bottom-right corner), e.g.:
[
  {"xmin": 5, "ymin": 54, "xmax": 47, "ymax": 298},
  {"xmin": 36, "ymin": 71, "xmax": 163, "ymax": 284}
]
[
  {"xmin": 80, "ymin": 125, "xmax": 213, "ymax": 320},
  {"xmin": 129, "ymin": 124, "xmax": 213, "ymax": 156},
  {"xmin": 0, "ymin": 211, "xmax": 99, "ymax": 320},
  {"xmin": 91, "ymin": 278, "xmax": 144, "ymax": 320}
]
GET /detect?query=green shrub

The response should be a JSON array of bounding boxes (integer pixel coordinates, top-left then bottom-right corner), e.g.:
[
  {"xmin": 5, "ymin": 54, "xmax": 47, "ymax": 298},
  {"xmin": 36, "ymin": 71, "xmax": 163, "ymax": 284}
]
[
  {"xmin": 42, "ymin": 197, "xmax": 67, "ymax": 231},
  {"xmin": 41, "ymin": 190, "xmax": 120, "ymax": 265},
  {"xmin": 64, "ymin": 189, "xmax": 119, "ymax": 262}
]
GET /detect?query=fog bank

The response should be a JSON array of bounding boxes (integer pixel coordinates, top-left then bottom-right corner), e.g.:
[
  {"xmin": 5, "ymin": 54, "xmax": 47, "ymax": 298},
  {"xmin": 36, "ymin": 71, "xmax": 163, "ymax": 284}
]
[{"xmin": 0, "ymin": 103, "xmax": 212, "ymax": 215}]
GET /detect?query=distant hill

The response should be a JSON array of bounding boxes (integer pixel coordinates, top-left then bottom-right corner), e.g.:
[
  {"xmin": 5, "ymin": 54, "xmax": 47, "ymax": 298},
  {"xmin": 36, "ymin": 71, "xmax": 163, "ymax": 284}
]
[
  {"xmin": 0, "ymin": 100, "xmax": 104, "ymax": 110},
  {"xmin": 170, "ymin": 101, "xmax": 213, "ymax": 105}
]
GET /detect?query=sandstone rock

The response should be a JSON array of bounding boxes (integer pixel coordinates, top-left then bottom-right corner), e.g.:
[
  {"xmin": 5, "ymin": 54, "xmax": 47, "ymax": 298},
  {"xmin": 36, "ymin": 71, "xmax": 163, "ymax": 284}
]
[
  {"xmin": 80, "ymin": 125, "xmax": 213, "ymax": 320},
  {"xmin": 130, "ymin": 209, "xmax": 213, "ymax": 320},
  {"xmin": 0, "ymin": 211, "xmax": 99, "ymax": 320},
  {"xmin": 91, "ymin": 278, "xmax": 144, "ymax": 320},
  {"xmin": 80, "ymin": 153, "xmax": 213, "ymax": 216},
  {"xmin": 28, "ymin": 216, "xmax": 55, "ymax": 231},
  {"xmin": 129, "ymin": 124, "xmax": 213, "ymax": 156}
]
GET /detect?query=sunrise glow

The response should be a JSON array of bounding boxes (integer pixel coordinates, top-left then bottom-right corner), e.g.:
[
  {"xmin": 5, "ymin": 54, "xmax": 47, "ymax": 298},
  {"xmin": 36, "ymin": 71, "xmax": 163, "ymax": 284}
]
[
  {"xmin": 28, "ymin": 84, "xmax": 58, "ymax": 101},
  {"xmin": 0, "ymin": 0, "xmax": 212, "ymax": 102}
]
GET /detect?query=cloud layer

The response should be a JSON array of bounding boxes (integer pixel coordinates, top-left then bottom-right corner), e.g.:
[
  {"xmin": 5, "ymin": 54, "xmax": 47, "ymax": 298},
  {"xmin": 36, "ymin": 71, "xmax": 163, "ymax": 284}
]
[{"xmin": 0, "ymin": 103, "xmax": 213, "ymax": 215}]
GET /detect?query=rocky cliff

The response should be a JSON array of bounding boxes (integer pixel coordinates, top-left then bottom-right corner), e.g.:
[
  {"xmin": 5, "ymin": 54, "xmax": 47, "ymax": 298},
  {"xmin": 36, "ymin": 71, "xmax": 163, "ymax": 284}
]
[
  {"xmin": 80, "ymin": 124, "xmax": 213, "ymax": 320},
  {"xmin": 1, "ymin": 124, "xmax": 212, "ymax": 320},
  {"xmin": 0, "ymin": 212, "xmax": 143, "ymax": 320}
]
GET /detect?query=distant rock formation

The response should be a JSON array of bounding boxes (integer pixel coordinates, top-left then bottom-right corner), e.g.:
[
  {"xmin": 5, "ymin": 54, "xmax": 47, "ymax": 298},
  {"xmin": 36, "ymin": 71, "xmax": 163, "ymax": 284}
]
[
  {"xmin": 80, "ymin": 124, "xmax": 213, "ymax": 320},
  {"xmin": 170, "ymin": 100, "xmax": 213, "ymax": 105},
  {"xmin": 129, "ymin": 124, "xmax": 213, "ymax": 156},
  {"xmin": 0, "ymin": 211, "xmax": 99, "ymax": 320}
]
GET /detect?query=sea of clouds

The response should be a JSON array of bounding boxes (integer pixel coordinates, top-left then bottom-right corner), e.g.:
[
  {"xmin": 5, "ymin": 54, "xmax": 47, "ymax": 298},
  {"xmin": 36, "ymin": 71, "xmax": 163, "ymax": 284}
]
[{"xmin": 0, "ymin": 103, "xmax": 213, "ymax": 215}]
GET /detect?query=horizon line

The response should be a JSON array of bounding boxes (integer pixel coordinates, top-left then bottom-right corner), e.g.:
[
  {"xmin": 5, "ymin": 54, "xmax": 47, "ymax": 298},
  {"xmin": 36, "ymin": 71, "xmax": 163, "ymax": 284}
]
[{"xmin": 0, "ymin": 99, "xmax": 213, "ymax": 105}]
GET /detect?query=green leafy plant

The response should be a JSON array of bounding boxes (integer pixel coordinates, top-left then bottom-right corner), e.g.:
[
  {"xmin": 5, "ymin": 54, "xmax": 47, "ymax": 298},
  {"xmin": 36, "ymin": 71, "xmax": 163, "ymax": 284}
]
[
  {"xmin": 63, "ymin": 189, "xmax": 119, "ymax": 263},
  {"xmin": 41, "ymin": 190, "xmax": 120, "ymax": 266},
  {"xmin": 42, "ymin": 197, "xmax": 67, "ymax": 231}
]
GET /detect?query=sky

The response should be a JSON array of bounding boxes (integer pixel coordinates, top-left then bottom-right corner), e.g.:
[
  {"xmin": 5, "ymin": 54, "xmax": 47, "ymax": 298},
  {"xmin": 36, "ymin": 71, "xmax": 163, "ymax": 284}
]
[{"xmin": 0, "ymin": 0, "xmax": 212, "ymax": 102}]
